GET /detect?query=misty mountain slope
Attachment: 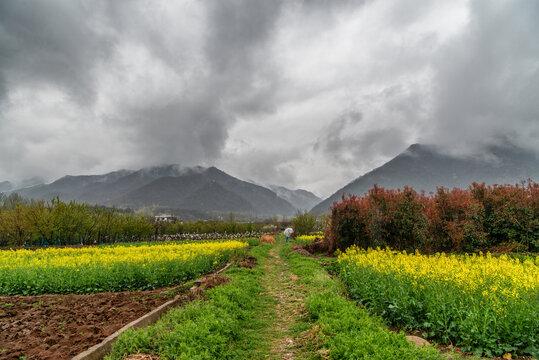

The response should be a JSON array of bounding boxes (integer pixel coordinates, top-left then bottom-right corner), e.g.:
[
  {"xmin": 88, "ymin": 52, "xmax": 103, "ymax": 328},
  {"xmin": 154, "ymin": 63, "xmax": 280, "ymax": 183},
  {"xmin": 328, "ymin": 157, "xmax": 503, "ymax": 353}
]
[
  {"xmin": 14, "ymin": 165, "xmax": 204, "ymax": 204},
  {"xmin": 18, "ymin": 177, "xmax": 45, "ymax": 189},
  {"xmin": 199, "ymin": 167, "xmax": 297, "ymax": 215},
  {"xmin": 11, "ymin": 165, "xmax": 298, "ymax": 217},
  {"xmin": 0, "ymin": 181, "xmax": 13, "ymax": 192},
  {"xmin": 269, "ymin": 185, "xmax": 321, "ymax": 211},
  {"xmin": 311, "ymin": 143, "xmax": 539, "ymax": 215},
  {"xmin": 16, "ymin": 177, "xmax": 98, "ymax": 202},
  {"xmin": 77, "ymin": 165, "xmax": 204, "ymax": 203},
  {"xmin": 113, "ymin": 173, "xmax": 212, "ymax": 208},
  {"xmin": 181, "ymin": 181, "xmax": 255, "ymax": 213},
  {"xmin": 17, "ymin": 170, "xmax": 134, "ymax": 202},
  {"xmin": 116, "ymin": 175, "xmax": 255, "ymax": 212},
  {"xmin": 115, "ymin": 167, "xmax": 295, "ymax": 215}
]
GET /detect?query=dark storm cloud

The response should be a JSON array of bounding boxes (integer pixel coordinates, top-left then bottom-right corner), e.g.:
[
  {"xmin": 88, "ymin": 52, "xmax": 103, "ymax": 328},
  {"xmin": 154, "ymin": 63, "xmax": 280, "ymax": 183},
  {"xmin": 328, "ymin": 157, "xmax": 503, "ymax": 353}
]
[
  {"xmin": 204, "ymin": 0, "xmax": 284, "ymax": 115},
  {"xmin": 0, "ymin": 0, "xmax": 284, "ymax": 181},
  {"xmin": 123, "ymin": 97, "xmax": 229, "ymax": 164},
  {"xmin": 0, "ymin": 0, "xmax": 113, "ymax": 104},
  {"xmin": 205, "ymin": 0, "xmax": 282, "ymax": 73},
  {"xmin": 115, "ymin": 0, "xmax": 285, "ymax": 165},
  {"xmin": 430, "ymin": 0, "xmax": 539, "ymax": 154}
]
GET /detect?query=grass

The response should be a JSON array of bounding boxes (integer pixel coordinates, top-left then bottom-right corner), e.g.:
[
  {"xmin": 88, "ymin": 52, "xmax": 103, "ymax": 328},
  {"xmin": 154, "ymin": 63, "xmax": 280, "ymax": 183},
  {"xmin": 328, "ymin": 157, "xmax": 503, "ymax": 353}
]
[
  {"xmin": 280, "ymin": 245, "xmax": 459, "ymax": 360},
  {"xmin": 106, "ymin": 241, "xmax": 471, "ymax": 359},
  {"xmin": 106, "ymin": 244, "xmax": 274, "ymax": 360}
]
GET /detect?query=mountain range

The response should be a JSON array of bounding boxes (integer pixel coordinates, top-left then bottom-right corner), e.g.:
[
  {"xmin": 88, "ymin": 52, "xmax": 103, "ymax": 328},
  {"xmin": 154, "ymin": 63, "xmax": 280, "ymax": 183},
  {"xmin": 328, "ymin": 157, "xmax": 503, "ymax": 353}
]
[
  {"xmin": 311, "ymin": 143, "xmax": 539, "ymax": 214},
  {"xmin": 3, "ymin": 143, "xmax": 537, "ymax": 219},
  {"xmin": 8, "ymin": 165, "xmax": 320, "ymax": 218}
]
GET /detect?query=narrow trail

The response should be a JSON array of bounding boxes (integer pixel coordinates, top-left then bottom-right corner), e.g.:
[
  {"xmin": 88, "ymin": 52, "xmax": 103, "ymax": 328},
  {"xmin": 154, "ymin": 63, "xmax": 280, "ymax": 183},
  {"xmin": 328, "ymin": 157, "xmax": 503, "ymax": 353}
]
[{"xmin": 261, "ymin": 244, "xmax": 308, "ymax": 360}]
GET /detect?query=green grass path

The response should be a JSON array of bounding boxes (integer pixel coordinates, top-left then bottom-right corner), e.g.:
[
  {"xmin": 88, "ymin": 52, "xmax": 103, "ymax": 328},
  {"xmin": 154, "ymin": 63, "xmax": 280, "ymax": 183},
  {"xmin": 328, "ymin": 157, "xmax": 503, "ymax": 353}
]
[
  {"xmin": 107, "ymin": 242, "xmax": 466, "ymax": 359},
  {"xmin": 258, "ymin": 244, "xmax": 309, "ymax": 359}
]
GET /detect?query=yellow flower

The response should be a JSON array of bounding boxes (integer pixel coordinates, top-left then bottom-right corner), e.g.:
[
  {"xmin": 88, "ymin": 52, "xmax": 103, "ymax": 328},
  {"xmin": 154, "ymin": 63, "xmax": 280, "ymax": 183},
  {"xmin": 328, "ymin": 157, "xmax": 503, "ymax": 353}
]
[
  {"xmin": 0, "ymin": 240, "xmax": 247, "ymax": 276},
  {"xmin": 338, "ymin": 247, "xmax": 538, "ymax": 303}
]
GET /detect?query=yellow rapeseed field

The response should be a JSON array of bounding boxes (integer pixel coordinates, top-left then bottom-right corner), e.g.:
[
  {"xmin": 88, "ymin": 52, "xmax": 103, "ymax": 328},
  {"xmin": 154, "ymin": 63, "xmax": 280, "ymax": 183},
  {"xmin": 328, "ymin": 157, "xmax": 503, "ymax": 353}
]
[
  {"xmin": 0, "ymin": 240, "xmax": 247, "ymax": 271},
  {"xmin": 0, "ymin": 240, "xmax": 248, "ymax": 295},
  {"xmin": 336, "ymin": 247, "xmax": 539, "ymax": 357},
  {"xmin": 338, "ymin": 247, "xmax": 538, "ymax": 302}
]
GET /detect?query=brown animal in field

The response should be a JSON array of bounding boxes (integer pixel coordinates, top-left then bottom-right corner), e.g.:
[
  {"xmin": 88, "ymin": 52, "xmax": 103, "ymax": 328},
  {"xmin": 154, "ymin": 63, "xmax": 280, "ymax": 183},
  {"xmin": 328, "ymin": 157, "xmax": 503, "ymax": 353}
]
[{"xmin": 259, "ymin": 235, "xmax": 275, "ymax": 244}]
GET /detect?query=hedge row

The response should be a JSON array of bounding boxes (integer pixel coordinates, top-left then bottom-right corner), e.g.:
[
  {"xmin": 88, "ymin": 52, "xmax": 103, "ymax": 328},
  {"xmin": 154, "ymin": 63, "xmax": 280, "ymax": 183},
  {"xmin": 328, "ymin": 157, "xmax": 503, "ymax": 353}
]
[{"xmin": 327, "ymin": 181, "xmax": 538, "ymax": 253}]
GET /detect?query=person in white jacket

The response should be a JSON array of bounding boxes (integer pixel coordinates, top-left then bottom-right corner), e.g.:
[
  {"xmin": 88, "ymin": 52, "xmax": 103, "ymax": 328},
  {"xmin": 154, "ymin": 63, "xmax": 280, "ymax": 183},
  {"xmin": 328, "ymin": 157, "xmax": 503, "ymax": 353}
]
[{"xmin": 283, "ymin": 227, "xmax": 293, "ymax": 243}]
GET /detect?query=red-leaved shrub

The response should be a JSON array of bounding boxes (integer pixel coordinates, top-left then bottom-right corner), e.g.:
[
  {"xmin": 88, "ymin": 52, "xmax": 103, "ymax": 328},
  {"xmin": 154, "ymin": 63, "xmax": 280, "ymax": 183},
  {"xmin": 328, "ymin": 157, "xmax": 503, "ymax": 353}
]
[{"xmin": 328, "ymin": 181, "xmax": 538, "ymax": 253}]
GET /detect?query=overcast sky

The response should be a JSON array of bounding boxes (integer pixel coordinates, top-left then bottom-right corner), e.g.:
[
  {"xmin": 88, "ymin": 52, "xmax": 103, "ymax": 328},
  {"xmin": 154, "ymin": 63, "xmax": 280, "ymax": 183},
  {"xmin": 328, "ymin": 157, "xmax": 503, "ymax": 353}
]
[{"xmin": 0, "ymin": 0, "xmax": 538, "ymax": 197}]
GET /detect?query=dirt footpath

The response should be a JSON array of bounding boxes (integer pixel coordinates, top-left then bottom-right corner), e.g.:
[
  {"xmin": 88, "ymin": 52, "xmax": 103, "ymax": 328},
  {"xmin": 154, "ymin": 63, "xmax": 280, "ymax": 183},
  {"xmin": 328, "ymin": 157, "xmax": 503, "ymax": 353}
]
[
  {"xmin": 261, "ymin": 246, "xmax": 308, "ymax": 360},
  {"xmin": 0, "ymin": 289, "xmax": 175, "ymax": 360}
]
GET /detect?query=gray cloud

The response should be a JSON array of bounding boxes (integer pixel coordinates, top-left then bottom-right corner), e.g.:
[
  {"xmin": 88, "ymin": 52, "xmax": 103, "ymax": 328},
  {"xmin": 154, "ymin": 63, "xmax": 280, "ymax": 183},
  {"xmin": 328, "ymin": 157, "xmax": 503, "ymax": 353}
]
[
  {"xmin": 205, "ymin": 0, "xmax": 282, "ymax": 73},
  {"xmin": 0, "ymin": 0, "xmax": 284, "ymax": 182},
  {"xmin": 313, "ymin": 110, "xmax": 363, "ymax": 162},
  {"xmin": 0, "ymin": 0, "xmax": 114, "ymax": 104},
  {"xmin": 204, "ymin": 0, "xmax": 283, "ymax": 116},
  {"xmin": 0, "ymin": 0, "xmax": 537, "ymax": 197},
  {"xmin": 314, "ymin": 109, "xmax": 408, "ymax": 167},
  {"xmin": 230, "ymin": 149, "xmax": 298, "ymax": 190},
  {"xmin": 429, "ymin": 0, "xmax": 539, "ymax": 154}
]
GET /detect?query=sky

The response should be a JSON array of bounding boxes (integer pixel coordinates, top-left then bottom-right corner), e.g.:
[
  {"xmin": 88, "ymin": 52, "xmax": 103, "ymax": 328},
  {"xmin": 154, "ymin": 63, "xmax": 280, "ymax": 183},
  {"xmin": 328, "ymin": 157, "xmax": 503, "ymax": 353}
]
[{"xmin": 0, "ymin": 0, "xmax": 538, "ymax": 198}]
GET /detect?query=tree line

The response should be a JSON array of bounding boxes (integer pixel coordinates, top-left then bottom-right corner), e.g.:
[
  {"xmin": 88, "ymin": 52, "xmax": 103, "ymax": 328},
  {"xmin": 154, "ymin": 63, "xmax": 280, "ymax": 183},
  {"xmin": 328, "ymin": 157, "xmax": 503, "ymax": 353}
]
[
  {"xmin": 0, "ymin": 194, "xmax": 154, "ymax": 247},
  {"xmin": 0, "ymin": 193, "xmax": 293, "ymax": 247}
]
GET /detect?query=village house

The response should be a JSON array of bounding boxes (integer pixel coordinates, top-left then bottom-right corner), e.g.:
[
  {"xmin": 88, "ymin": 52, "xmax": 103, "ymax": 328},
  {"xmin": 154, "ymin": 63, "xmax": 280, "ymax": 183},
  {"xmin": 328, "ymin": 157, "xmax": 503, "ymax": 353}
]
[{"xmin": 154, "ymin": 214, "xmax": 178, "ymax": 223}]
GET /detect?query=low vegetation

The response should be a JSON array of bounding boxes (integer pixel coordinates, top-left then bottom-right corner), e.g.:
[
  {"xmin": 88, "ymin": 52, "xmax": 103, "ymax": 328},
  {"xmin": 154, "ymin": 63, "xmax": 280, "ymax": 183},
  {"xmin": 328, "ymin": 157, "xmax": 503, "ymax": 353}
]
[
  {"xmin": 335, "ymin": 247, "xmax": 539, "ymax": 358},
  {"xmin": 0, "ymin": 240, "xmax": 248, "ymax": 295},
  {"xmin": 107, "ymin": 240, "xmax": 467, "ymax": 359},
  {"xmin": 282, "ymin": 246, "xmax": 458, "ymax": 360},
  {"xmin": 294, "ymin": 234, "xmax": 322, "ymax": 244},
  {"xmin": 106, "ymin": 245, "xmax": 271, "ymax": 360},
  {"xmin": 328, "ymin": 181, "xmax": 538, "ymax": 253},
  {"xmin": 292, "ymin": 211, "xmax": 318, "ymax": 236}
]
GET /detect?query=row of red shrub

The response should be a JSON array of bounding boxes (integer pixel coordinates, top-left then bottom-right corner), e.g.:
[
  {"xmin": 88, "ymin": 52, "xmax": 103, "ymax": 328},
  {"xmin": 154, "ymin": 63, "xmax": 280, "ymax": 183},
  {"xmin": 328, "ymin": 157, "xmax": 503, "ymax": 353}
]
[{"xmin": 327, "ymin": 181, "xmax": 538, "ymax": 253}]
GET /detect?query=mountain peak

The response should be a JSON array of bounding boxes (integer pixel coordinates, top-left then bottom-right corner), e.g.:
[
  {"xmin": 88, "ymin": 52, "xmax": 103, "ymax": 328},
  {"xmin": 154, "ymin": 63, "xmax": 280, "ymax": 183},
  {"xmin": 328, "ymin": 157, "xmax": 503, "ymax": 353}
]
[{"xmin": 311, "ymin": 143, "xmax": 539, "ymax": 215}]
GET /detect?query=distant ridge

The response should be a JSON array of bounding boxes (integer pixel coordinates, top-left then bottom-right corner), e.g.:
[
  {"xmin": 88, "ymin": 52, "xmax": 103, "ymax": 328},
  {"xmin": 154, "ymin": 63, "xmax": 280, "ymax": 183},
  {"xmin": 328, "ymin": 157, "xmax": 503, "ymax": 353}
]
[
  {"xmin": 14, "ymin": 165, "xmax": 298, "ymax": 218},
  {"xmin": 311, "ymin": 143, "xmax": 539, "ymax": 215},
  {"xmin": 268, "ymin": 185, "xmax": 321, "ymax": 211},
  {"xmin": 0, "ymin": 181, "xmax": 13, "ymax": 192},
  {"xmin": 0, "ymin": 178, "xmax": 45, "ymax": 193}
]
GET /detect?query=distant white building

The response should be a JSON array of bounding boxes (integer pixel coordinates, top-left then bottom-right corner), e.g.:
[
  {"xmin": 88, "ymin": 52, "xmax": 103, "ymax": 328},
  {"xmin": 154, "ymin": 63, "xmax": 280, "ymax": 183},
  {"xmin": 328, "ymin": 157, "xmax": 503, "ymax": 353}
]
[{"xmin": 154, "ymin": 214, "xmax": 177, "ymax": 223}]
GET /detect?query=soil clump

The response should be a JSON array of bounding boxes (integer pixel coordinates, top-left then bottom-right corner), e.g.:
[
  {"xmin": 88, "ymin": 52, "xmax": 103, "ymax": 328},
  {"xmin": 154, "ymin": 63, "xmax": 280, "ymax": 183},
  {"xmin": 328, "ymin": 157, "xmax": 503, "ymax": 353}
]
[
  {"xmin": 202, "ymin": 275, "xmax": 231, "ymax": 290},
  {"xmin": 291, "ymin": 244, "xmax": 317, "ymax": 258},
  {"xmin": 304, "ymin": 237, "xmax": 331, "ymax": 254},
  {"xmin": 292, "ymin": 237, "xmax": 331, "ymax": 258},
  {"xmin": 124, "ymin": 354, "xmax": 160, "ymax": 360},
  {"xmin": 237, "ymin": 256, "xmax": 257, "ymax": 268}
]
